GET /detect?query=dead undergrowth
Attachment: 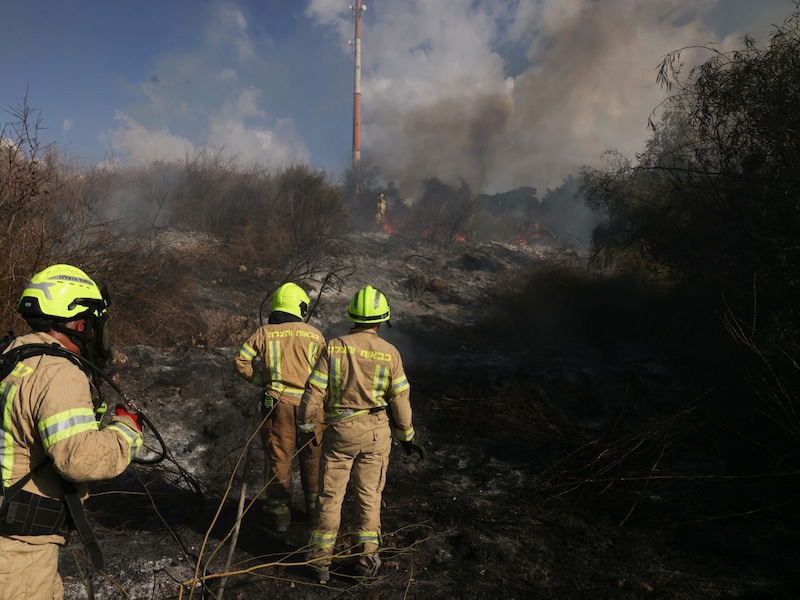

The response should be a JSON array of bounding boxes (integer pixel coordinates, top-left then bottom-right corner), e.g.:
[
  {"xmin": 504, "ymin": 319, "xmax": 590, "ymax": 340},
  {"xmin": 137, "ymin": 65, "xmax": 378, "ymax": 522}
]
[{"xmin": 53, "ymin": 233, "xmax": 800, "ymax": 599}]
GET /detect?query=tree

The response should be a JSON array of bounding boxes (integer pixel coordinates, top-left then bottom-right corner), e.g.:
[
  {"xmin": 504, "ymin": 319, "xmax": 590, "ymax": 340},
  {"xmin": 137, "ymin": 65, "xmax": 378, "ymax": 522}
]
[
  {"xmin": 579, "ymin": 6, "xmax": 800, "ymax": 442},
  {"xmin": 580, "ymin": 7, "xmax": 800, "ymax": 343}
]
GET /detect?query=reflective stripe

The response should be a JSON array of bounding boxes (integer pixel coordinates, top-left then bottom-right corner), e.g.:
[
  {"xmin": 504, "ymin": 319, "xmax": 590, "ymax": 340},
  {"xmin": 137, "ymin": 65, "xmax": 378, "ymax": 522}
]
[
  {"xmin": 266, "ymin": 498, "xmax": 290, "ymax": 513},
  {"xmin": 310, "ymin": 530, "xmax": 337, "ymax": 549},
  {"xmin": 352, "ymin": 530, "xmax": 381, "ymax": 546},
  {"xmin": 238, "ymin": 342, "xmax": 256, "ymax": 361},
  {"xmin": 307, "ymin": 368, "xmax": 327, "ymax": 389},
  {"xmin": 0, "ymin": 381, "xmax": 17, "ymax": 484},
  {"xmin": 372, "ymin": 364, "xmax": 389, "ymax": 406},
  {"xmin": 298, "ymin": 422, "xmax": 316, "ymax": 433},
  {"xmin": 393, "ymin": 426, "xmax": 415, "ymax": 442},
  {"xmin": 325, "ymin": 408, "xmax": 368, "ymax": 423},
  {"xmin": 260, "ymin": 340, "xmax": 306, "ymax": 398},
  {"xmin": 38, "ymin": 408, "xmax": 98, "ymax": 450},
  {"xmin": 329, "ymin": 357, "xmax": 343, "ymax": 409},
  {"xmin": 392, "ymin": 374, "xmax": 410, "ymax": 395},
  {"xmin": 268, "ymin": 340, "xmax": 282, "ymax": 391},
  {"xmin": 107, "ymin": 422, "xmax": 143, "ymax": 462},
  {"xmin": 307, "ymin": 341, "xmax": 320, "ymax": 373},
  {"xmin": 273, "ymin": 387, "xmax": 304, "ymax": 399}
]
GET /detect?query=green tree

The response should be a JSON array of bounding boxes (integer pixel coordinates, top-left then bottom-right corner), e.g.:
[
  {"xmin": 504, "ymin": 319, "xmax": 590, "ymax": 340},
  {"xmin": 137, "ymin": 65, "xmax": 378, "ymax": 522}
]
[
  {"xmin": 580, "ymin": 7, "xmax": 800, "ymax": 342},
  {"xmin": 579, "ymin": 6, "xmax": 800, "ymax": 441}
]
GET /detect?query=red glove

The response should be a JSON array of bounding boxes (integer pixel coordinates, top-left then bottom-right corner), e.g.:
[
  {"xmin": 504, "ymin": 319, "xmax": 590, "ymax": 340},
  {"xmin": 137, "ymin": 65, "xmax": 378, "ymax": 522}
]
[{"xmin": 115, "ymin": 405, "xmax": 142, "ymax": 432}]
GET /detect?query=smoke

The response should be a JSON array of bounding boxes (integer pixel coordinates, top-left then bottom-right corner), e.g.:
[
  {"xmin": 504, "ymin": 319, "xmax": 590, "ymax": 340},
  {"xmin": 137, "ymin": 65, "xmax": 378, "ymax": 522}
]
[
  {"xmin": 369, "ymin": 91, "xmax": 514, "ymax": 194},
  {"xmin": 6, "ymin": 0, "xmax": 788, "ymax": 202},
  {"xmin": 308, "ymin": 0, "xmax": 784, "ymax": 194}
]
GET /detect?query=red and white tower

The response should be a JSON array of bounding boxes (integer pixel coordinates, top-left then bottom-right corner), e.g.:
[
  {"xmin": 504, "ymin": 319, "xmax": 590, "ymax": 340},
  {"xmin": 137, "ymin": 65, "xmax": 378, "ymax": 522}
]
[{"xmin": 350, "ymin": 4, "xmax": 366, "ymax": 166}]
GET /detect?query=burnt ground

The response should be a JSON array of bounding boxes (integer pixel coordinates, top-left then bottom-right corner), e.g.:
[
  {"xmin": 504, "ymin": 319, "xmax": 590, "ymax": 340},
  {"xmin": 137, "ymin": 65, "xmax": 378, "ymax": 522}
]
[{"xmin": 58, "ymin": 233, "xmax": 800, "ymax": 599}]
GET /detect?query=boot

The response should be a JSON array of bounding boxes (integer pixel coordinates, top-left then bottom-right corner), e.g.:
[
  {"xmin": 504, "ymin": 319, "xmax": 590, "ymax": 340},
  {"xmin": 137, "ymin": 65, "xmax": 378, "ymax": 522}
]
[
  {"xmin": 354, "ymin": 552, "xmax": 381, "ymax": 578},
  {"xmin": 266, "ymin": 501, "xmax": 291, "ymax": 533},
  {"xmin": 312, "ymin": 565, "xmax": 330, "ymax": 584}
]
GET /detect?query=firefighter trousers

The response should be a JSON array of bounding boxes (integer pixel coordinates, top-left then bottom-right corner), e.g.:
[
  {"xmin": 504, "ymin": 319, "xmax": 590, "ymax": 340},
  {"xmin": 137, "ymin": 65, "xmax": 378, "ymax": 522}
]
[
  {"xmin": 261, "ymin": 399, "xmax": 322, "ymax": 517},
  {"xmin": 308, "ymin": 411, "xmax": 391, "ymax": 569},
  {"xmin": 0, "ymin": 536, "xmax": 63, "ymax": 600}
]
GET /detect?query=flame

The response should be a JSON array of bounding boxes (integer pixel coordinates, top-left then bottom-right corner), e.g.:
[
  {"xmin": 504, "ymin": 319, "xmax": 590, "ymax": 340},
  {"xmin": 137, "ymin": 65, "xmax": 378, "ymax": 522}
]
[
  {"xmin": 515, "ymin": 221, "xmax": 541, "ymax": 246},
  {"xmin": 377, "ymin": 211, "xmax": 399, "ymax": 234}
]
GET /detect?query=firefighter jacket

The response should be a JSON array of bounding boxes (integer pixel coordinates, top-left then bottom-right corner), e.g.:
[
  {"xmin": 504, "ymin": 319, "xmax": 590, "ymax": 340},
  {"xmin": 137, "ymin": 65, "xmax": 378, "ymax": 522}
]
[
  {"xmin": 235, "ymin": 321, "xmax": 325, "ymax": 406},
  {"xmin": 298, "ymin": 327, "xmax": 415, "ymax": 442},
  {"xmin": 0, "ymin": 332, "xmax": 143, "ymax": 544}
]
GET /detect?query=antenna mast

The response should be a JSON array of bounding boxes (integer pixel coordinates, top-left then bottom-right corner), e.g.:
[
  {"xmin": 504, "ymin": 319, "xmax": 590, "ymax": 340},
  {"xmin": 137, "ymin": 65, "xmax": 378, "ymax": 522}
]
[{"xmin": 350, "ymin": 4, "xmax": 366, "ymax": 166}]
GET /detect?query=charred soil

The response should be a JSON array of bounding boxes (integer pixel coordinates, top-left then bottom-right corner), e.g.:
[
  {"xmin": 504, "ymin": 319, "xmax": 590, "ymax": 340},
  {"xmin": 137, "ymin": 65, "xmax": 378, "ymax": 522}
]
[{"xmin": 59, "ymin": 234, "xmax": 800, "ymax": 599}]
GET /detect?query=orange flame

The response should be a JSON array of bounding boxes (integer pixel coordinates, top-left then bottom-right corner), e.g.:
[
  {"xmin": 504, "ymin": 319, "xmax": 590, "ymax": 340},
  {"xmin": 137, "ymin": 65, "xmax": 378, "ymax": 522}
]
[
  {"xmin": 515, "ymin": 221, "xmax": 540, "ymax": 246},
  {"xmin": 382, "ymin": 219, "xmax": 397, "ymax": 234}
]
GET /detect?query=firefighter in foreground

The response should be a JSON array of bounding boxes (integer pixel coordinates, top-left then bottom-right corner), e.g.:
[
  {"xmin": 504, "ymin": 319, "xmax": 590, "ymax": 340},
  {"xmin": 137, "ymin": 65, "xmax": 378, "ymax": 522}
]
[
  {"xmin": 234, "ymin": 282, "xmax": 325, "ymax": 531},
  {"xmin": 298, "ymin": 285, "xmax": 425, "ymax": 583},
  {"xmin": 0, "ymin": 264, "xmax": 143, "ymax": 600}
]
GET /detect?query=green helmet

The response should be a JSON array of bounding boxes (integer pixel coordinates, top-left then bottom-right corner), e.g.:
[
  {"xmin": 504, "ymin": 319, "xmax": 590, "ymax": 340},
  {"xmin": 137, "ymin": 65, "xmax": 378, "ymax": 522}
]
[
  {"xmin": 348, "ymin": 285, "xmax": 391, "ymax": 324},
  {"xmin": 17, "ymin": 264, "xmax": 109, "ymax": 322},
  {"xmin": 272, "ymin": 282, "xmax": 310, "ymax": 319}
]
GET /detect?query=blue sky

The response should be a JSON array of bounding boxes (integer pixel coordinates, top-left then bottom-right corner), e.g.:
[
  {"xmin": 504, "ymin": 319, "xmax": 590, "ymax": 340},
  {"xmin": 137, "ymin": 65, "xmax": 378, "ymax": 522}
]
[{"xmin": 1, "ymin": 0, "xmax": 795, "ymax": 195}]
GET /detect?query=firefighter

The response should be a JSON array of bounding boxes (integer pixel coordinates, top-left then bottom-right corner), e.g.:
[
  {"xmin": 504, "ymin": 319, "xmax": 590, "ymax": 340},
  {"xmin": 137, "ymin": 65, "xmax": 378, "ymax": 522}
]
[
  {"xmin": 298, "ymin": 285, "xmax": 425, "ymax": 583},
  {"xmin": 0, "ymin": 264, "xmax": 143, "ymax": 600},
  {"xmin": 234, "ymin": 282, "xmax": 325, "ymax": 532},
  {"xmin": 375, "ymin": 193, "xmax": 386, "ymax": 226}
]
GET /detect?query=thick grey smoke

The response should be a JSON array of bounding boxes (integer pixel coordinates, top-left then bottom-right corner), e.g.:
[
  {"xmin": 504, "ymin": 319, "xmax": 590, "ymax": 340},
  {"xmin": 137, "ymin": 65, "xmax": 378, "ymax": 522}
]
[
  {"xmin": 369, "ymin": 92, "xmax": 514, "ymax": 194},
  {"xmin": 308, "ymin": 0, "xmax": 788, "ymax": 194}
]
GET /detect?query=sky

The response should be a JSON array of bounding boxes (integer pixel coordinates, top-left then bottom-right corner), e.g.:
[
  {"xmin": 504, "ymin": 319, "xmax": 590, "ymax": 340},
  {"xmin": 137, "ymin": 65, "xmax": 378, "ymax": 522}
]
[{"xmin": 1, "ymin": 0, "xmax": 796, "ymax": 196}]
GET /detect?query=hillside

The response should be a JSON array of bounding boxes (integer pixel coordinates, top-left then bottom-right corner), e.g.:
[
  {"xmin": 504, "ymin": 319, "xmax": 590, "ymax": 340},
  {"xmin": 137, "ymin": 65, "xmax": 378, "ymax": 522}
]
[{"xmin": 58, "ymin": 232, "xmax": 799, "ymax": 600}]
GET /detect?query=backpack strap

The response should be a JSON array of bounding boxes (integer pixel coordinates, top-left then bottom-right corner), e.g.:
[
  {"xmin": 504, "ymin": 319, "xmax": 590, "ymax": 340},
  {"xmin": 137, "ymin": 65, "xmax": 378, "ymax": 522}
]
[{"xmin": 60, "ymin": 478, "xmax": 104, "ymax": 571}]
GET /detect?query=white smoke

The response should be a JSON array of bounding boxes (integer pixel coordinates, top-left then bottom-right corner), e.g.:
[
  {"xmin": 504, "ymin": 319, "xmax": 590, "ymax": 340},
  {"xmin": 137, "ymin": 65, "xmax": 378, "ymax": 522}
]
[
  {"xmin": 307, "ymin": 0, "xmax": 791, "ymax": 193},
  {"xmin": 95, "ymin": 0, "xmax": 791, "ymax": 194}
]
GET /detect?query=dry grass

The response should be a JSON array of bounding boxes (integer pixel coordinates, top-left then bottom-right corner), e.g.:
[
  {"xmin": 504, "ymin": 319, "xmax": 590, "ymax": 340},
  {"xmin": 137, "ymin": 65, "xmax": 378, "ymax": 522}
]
[{"xmin": 0, "ymin": 101, "xmax": 347, "ymax": 348}]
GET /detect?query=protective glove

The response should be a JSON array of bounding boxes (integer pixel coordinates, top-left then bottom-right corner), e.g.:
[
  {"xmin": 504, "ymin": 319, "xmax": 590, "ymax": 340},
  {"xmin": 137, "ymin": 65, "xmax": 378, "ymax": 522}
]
[
  {"xmin": 298, "ymin": 430, "xmax": 317, "ymax": 448},
  {"xmin": 400, "ymin": 438, "xmax": 426, "ymax": 460},
  {"xmin": 115, "ymin": 405, "xmax": 143, "ymax": 432}
]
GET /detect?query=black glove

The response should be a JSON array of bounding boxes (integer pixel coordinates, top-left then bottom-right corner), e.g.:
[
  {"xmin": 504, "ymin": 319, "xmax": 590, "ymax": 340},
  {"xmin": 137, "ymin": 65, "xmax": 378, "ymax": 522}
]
[
  {"xmin": 400, "ymin": 438, "xmax": 426, "ymax": 460},
  {"xmin": 298, "ymin": 430, "xmax": 317, "ymax": 448}
]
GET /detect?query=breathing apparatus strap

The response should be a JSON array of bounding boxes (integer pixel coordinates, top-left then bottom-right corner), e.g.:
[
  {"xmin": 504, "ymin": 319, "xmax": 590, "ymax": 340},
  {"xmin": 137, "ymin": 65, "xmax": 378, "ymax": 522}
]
[{"xmin": 61, "ymin": 478, "xmax": 104, "ymax": 571}]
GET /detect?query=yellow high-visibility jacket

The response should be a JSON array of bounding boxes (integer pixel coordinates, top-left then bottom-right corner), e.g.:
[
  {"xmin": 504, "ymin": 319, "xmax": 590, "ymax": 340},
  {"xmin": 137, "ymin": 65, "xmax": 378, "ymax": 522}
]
[
  {"xmin": 0, "ymin": 332, "xmax": 143, "ymax": 545},
  {"xmin": 298, "ymin": 328, "xmax": 415, "ymax": 442},
  {"xmin": 235, "ymin": 321, "xmax": 325, "ymax": 406}
]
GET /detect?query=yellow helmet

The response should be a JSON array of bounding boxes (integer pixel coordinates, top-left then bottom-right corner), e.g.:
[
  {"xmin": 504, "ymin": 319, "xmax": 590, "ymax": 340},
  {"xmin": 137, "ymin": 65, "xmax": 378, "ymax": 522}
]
[
  {"xmin": 271, "ymin": 282, "xmax": 310, "ymax": 319},
  {"xmin": 348, "ymin": 285, "xmax": 390, "ymax": 324},
  {"xmin": 17, "ymin": 264, "xmax": 109, "ymax": 322}
]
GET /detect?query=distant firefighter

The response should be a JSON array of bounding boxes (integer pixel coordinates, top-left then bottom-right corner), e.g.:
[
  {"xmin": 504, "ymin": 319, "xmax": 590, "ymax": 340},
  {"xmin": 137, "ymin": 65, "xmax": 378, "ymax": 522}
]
[{"xmin": 375, "ymin": 193, "xmax": 386, "ymax": 224}]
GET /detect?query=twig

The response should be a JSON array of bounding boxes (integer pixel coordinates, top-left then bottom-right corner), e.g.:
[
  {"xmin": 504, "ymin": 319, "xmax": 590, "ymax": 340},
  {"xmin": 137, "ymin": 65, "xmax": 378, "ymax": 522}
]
[{"xmin": 217, "ymin": 441, "xmax": 252, "ymax": 599}]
